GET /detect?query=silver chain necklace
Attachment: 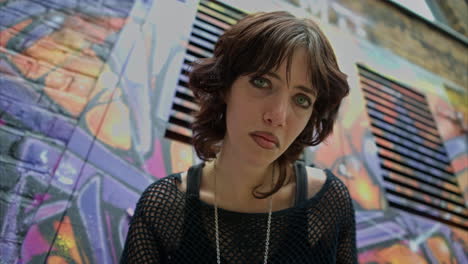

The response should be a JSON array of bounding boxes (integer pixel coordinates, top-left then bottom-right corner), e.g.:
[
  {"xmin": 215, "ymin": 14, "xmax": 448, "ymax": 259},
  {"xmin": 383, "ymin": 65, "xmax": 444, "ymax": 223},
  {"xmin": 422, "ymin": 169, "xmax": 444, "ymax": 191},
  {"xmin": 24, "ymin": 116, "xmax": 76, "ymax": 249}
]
[{"xmin": 213, "ymin": 161, "xmax": 274, "ymax": 264}]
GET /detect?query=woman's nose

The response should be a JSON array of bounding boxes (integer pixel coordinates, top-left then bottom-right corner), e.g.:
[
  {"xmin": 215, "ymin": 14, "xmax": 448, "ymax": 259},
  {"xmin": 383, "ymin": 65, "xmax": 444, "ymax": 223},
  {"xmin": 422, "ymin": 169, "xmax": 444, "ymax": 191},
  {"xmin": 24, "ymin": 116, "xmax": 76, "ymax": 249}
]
[{"xmin": 263, "ymin": 93, "xmax": 289, "ymax": 127}]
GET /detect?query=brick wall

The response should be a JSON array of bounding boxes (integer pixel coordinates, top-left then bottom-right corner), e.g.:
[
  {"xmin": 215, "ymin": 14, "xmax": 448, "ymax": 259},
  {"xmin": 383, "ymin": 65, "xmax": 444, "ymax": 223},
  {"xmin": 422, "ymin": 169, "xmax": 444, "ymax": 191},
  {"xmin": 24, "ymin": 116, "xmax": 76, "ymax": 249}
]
[
  {"xmin": 334, "ymin": 0, "xmax": 467, "ymax": 89},
  {"xmin": 435, "ymin": 0, "xmax": 468, "ymax": 36},
  {"xmin": 0, "ymin": 0, "xmax": 134, "ymax": 262},
  {"xmin": 1, "ymin": 0, "xmax": 466, "ymax": 263}
]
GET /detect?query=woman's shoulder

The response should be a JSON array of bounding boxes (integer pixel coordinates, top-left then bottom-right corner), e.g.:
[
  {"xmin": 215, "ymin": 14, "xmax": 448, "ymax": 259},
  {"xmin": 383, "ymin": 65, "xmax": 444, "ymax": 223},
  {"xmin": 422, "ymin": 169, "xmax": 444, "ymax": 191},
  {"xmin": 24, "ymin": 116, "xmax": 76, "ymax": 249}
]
[
  {"xmin": 302, "ymin": 168, "xmax": 355, "ymax": 223},
  {"xmin": 137, "ymin": 173, "xmax": 183, "ymax": 205},
  {"xmin": 145, "ymin": 172, "xmax": 181, "ymax": 189},
  {"xmin": 131, "ymin": 173, "xmax": 186, "ymax": 230},
  {"xmin": 322, "ymin": 169, "xmax": 353, "ymax": 200},
  {"xmin": 303, "ymin": 166, "xmax": 353, "ymax": 205},
  {"xmin": 304, "ymin": 166, "xmax": 327, "ymax": 200}
]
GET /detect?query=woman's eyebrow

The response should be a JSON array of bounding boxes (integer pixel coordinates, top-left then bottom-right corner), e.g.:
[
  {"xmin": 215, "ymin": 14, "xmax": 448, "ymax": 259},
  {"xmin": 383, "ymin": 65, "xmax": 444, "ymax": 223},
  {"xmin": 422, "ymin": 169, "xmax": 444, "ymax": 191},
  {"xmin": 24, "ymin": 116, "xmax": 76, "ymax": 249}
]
[{"xmin": 265, "ymin": 72, "xmax": 316, "ymax": 96}]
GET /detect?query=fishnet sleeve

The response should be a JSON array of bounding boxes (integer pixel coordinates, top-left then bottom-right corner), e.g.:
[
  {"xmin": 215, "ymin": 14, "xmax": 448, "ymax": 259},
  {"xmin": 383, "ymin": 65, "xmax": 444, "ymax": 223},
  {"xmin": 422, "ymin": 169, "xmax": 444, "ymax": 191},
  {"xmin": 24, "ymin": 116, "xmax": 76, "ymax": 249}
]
[
  {"xmin": 336, "ymin": 181, "xmax": 358, "ymax": 264},
  {"xmin": 120, "ymin": 183, "xmax": 162, "ymax": 264}
]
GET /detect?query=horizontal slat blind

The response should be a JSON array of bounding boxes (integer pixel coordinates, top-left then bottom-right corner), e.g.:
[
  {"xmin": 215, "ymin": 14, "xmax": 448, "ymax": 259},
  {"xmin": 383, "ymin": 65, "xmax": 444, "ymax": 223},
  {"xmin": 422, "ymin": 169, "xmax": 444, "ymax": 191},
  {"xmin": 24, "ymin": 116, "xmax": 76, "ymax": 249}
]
[
  {"xmin": 359, "ymin": 64, "xmax": 468, "ymax": 230},
  {"xmin": 164, "ymin": 0, "xmax": 246, "ymax": 144}
]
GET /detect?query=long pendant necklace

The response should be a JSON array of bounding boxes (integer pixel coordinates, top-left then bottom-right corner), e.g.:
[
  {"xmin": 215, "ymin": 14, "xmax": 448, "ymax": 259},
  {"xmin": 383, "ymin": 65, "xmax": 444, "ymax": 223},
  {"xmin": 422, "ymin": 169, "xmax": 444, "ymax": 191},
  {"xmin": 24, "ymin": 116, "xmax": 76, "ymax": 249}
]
[{"xmin": 213, "ymin": 161, "xmax": 274, "ymax": 264}]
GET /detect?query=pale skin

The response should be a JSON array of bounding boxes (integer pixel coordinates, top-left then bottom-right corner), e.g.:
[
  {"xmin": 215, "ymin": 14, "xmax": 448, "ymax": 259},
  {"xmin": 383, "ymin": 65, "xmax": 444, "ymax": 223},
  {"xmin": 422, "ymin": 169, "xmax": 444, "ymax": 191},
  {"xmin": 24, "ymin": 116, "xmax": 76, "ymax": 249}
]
[{"xmin": 178, "ymin": 47, "xmax": 327, "ymax": 213}]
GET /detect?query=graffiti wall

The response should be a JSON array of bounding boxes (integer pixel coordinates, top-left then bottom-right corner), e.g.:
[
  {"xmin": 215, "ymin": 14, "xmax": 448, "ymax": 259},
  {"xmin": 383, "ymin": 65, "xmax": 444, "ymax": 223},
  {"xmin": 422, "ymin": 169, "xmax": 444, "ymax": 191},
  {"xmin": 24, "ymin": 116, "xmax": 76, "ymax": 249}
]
[
  {"xmin": 0, "ymin": 0, "xmax": 198, "ymax": 263},
  {"xmin": 312, "ymin": 21, "xmax": 468, "ymax": 263},
  {"xmin": 0, "ymin": 0, "xmax": 466, "ymax": 263}
]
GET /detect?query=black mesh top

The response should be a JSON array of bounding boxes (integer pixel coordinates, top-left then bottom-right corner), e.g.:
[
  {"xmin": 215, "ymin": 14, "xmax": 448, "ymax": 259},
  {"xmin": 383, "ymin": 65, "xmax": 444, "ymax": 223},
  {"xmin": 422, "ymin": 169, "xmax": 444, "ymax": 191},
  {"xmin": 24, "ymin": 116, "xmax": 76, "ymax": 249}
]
[{"xmin": 120, "ymin": 162, "xmax": 357, "ymax": 263}]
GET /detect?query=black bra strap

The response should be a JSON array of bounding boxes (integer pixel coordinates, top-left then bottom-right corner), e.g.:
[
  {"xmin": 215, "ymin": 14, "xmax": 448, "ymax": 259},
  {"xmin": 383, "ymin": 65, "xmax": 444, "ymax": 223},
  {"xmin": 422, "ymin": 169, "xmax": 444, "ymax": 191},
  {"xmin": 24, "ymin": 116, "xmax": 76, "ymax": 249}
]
[
  {"xmin": 187, "ymin": 163, "xmax": 204, "ymax": 198},
  {"xmin": 186, "ymin": 161, "xmax": 308, "ymax": 205},
  {"xmin": 294, "ymin": 161, "xmax": 308, "ymax": 206}
]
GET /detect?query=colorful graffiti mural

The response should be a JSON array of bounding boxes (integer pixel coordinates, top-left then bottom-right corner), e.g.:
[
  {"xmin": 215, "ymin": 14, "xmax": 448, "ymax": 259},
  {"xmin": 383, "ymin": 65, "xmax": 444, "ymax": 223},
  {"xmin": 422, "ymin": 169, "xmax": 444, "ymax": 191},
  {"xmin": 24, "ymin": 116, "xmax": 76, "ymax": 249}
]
[
  {"xmin": 0, "ymin": 0, "xmax": 197, "ymax": 263},
  {"xmin": 306, "ymin": 62, "xmax": 468, "ymax": 263},
  {"xmin": 0, "ymin": 0, "xmax": 466, "ymax": 263}
]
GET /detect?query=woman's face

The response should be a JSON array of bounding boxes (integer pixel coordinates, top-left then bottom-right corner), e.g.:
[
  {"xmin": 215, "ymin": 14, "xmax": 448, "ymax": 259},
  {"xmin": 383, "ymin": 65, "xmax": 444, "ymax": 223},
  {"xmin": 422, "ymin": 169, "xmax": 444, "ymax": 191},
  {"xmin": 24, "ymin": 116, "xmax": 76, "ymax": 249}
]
[{"xmin": 222, "ymin": 47, "xmax": 316, "ymax": 166}]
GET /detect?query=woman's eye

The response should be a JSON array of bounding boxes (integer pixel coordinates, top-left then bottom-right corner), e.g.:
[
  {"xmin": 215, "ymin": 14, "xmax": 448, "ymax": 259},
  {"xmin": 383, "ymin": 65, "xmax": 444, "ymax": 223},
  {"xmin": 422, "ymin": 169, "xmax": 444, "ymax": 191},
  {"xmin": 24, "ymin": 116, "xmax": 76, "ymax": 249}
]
[
  {"xmin": 251, "ymin": 77, "xmax": 270, "ymax": 88},
  {"xmin": 295, "ymin": 94, "xmax": 312, "ymax": 108},
  {"xmin": 250, "ymin": 77, "xmax": 312, "ymax": 108}
]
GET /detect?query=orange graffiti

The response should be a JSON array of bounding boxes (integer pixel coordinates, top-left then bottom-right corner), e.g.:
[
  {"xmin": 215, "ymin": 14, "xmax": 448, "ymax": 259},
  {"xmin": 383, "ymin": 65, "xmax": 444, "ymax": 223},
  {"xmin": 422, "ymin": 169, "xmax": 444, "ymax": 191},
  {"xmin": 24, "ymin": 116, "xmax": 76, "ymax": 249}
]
[
  {"xmin": 342, "ymin": 151, "xmax": 382, "ymax": 210},
  {"xmin": 6, "ymin": 51, "xmax": 37, "ymax": 76},
  {"xmin": 45, "ymin": 68, "xmax": 74, "ymax": 91},
  {"xmin": 47, "ymin": 255, "xmax": 69, "ymax": 264},
  {"xmin": 315, "ymin": 111, "xmax": 383, "ymax": 210},
  {"xmin": 107, "ymin": 17, "xmax": 128, "ymax": 31},
  {"xmin": 348, "ymin": 171, "xmax": 382, "ymax": 210},
  {"xmin": 43, "ymin": 87, "xmax": 87, "ymax": 116},
  {"xmin": 452, "ymin": 154, "xmax": 468, "ymax": 173},
  {"xmin": 67, "ymin": 73, "xmax": 95, "ymax": 98},
  {"xmin": 51, "ymin": 216, "xmax": 90, "ymax": 264},
  {"xmin": 24, "ymin": 35, "xmax": 103, "ymax": 78},
  {"xmin": 0, "ymin": 18, "xmax": 33, "ymax": 47},
  {"xmin": 4, "ymin": 14, "xmax": 126, "ymax": 118},
  {"xmin": 427, "ymin": 236, "xmax": 457, "ymax": 264},
  {"xmin": 52, "ymin": 28, "xmax": 92, "ymax": 51},
  {"xmin": 170, "ymin": 140, "xmax": 194, "ymax": 173},
  {"xmin": 62, "ymin": 15, "xmax": 124, "ymax": 45},
  {"xmin": 376, "ymin": 244, "xmax": 428, "ymax": 264},
  {"xmin": 429, "ymin": 93, "xmax": 465, "ymax": 143},
  {"xmin": 86, "ymin": 98, "xmax": 131, "ymax": 150},
  {"xmin": 24, "ymin": 36, "xmax": 72, "ymax": 68}
]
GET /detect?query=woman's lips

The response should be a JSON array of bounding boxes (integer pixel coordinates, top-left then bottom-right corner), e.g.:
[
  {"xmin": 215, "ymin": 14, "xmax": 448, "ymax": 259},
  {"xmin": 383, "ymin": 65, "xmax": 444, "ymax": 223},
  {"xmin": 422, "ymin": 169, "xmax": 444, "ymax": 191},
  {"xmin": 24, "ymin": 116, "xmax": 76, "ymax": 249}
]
[
  {"xmin": 250, "ymin": 132, "xmax": 279, "ymax": 147},
  {"xmin": 250, "ymin": 135, "xmax": 277, "ymax": 150}
]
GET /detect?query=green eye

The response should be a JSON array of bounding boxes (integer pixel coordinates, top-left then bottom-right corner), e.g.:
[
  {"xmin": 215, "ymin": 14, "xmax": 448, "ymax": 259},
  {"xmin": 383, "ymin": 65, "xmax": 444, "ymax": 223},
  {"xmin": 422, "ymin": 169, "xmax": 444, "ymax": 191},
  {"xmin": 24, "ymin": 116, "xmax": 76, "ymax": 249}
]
[
  {"xmin": 252, "ymin": 78, "xmax": 269, "ymax": 88},
  {"xmin": 296, "ymin": 95, "xmax": 311, "ymax": 108}
]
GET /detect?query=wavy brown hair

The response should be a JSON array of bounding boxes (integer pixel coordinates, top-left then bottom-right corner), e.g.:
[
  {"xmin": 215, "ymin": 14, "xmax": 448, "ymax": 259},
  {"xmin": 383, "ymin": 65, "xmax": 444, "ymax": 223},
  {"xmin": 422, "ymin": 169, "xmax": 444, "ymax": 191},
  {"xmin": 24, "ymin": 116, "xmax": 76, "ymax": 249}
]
[{"xmin": 189, "ymin": 11, "xmax": 349, "ymax": 199}]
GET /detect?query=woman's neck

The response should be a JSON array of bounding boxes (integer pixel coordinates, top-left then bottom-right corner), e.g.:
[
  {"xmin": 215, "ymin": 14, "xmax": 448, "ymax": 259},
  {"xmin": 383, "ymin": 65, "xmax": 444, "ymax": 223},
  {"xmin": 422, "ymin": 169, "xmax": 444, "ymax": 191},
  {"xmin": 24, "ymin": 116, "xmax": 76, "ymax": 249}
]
[
  {"xmin": 202, "ymin": 153, "xmax": 294, "ymax": 203},
  {"xmin": 199, "ymin": 160, "xmax": 296, "ymax": 213}
]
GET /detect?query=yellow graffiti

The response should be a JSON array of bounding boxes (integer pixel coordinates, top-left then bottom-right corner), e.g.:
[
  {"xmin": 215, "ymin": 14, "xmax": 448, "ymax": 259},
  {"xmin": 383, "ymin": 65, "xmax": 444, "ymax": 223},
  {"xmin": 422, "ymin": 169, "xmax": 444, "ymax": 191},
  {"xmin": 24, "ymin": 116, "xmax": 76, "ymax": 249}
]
[
  {"xmin": 51, "ymin": 216, "xmax": 89, "ymax": 264},
  {"xmin": 86, "ymin": 97, "xmax": 131, "ymax": 150}
]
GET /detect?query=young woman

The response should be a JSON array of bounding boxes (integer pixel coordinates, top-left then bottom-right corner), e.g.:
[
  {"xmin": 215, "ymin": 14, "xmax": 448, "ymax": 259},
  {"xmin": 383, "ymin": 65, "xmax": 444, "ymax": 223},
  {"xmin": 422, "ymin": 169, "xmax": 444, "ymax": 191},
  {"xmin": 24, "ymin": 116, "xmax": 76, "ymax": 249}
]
[{"xmin": 121, "ymin": 11, "xmax": 357, "ymax": 263}]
